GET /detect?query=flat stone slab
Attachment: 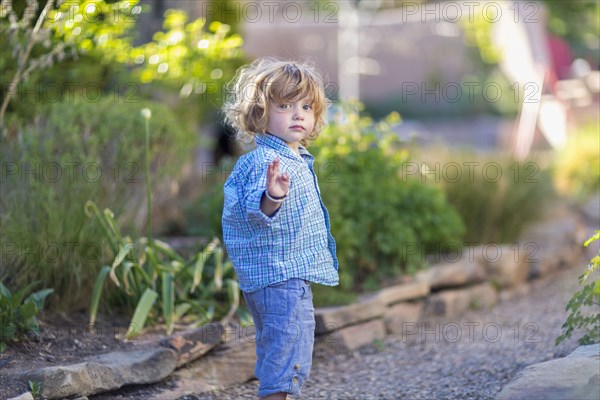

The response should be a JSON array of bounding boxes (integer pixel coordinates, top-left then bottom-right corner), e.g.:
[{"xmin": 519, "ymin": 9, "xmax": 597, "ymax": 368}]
[
  {"xmin": 496, "ymin": 344, "xmax": 600, "ymax": 400},
  {"xmin": 325, "ymin": 318, "xmax": 387, "ymax": 351},
  {"xmin": 424, "ymin": 282, "xmax": 498, "ymax": 318},
  {"xmin": 384, "ymin": 301, "xmax": 424, "ymax": 335},
  {"xmin": 315, "ymin": 295, "xmax": 384, "ymax": 334},
  {"xmin": 375, "ymin": 281, "xmax": 430, "ymax": 306},
  {"xmin": 20, "ymin": 347, "xmax": 177, "ymax": 399},
  {"xmin": 160, "ymin": 322, "xmax": 224, "ymax": 367},
  {"xmin": 163, "ymin": 338, "xmax": 257, "ymax": 399},
  {"xmin": 476, "ymin": 245, "xmax": 528, "ymax": 289},
  {"xmin": 7, "ymin": 393, "xmax": 34, "ymax": 400},
  {"xmin": 421, "ymin": 258, "xmax": 487, "ymax": 291}
]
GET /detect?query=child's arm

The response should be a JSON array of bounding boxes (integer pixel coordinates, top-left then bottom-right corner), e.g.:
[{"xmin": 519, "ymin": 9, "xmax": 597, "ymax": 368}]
[{"xmin": 260, "ymin": 157, "xmax": 290, "ymax": 217}]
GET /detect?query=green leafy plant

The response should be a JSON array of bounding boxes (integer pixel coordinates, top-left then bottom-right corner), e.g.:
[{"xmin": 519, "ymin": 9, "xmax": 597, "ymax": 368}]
[
  {"xmin": 87, "ymin": 109, "xmax": 239, "ymax": 337},
  {"xmin": 0, "ymin": 281, "xmax": 53, "ymax": 352},
  {"xmin": 28, "ymin": 380, "xmax": 41, "ymax": 399},
  {"xmin": 311, "ymin": 102, "xmax": 465, "ymax": 297},
  {"xmin": 0, "ymin": 97, "xmax": 192, "ymax": 310},
  {"xmin": 556, "ymin": 230, "xmax": 600, "ymax": 346}
]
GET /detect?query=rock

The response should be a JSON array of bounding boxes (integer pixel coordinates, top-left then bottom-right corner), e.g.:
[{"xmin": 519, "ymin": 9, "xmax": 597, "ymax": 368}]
[
  {"xmin": 21, "ymin": 347, "xmax": 177, "ymax": 399},
  {"xmin": 519, "ymin": 214, "xmax": 586, "ymax": 279},
  {"xmin": 424, "ymin": 283, "xmax": 497, "ymax": 318},
  {"xmin": 384, "ymin": 301, "xmax": 424, "ymax": 335},
  {"xmin": 315, "ymin": 295, "xmax": 384, "ymax": 334},
  {"xmin": 7, "ymin": 393, "xmax": 34, "ymax": 400},
  {"xmin": 160, "ymin": 322, "xmax": 224, "ymax": 367},
  {"xmin": 496, "ymin": 344, "xmax": 600, "ymax": 400},
  {"xmin": 375, "ymin": 281, "xmax": 430, "ymax": 306},
  {"xmin": 581, "ymin": 193, "xmax": 600, "ymax": 224},
  {"xmin": 168, "ymin": 338, "xmax": 256, "ymax": 397},
  {"xmin": 499, "ymin": 283, "xmax": 531, "ymax": 302},
  {"xmin": 423, "ymin": 258, "xmax": 487, "ymax": 291},
  {"xmin": 323, "ymin": 318, "xmax": 386, "ymax": 351},
  {"xmin": 477, "ymin": 245, "xmax": 528, "ymax": 289},
  {"xmin": 468, "ymin": 283, "xmax": 499, "ymax": 310},
  {"xmin": 424, "ymin": 287, "xmax": 471, "ymax": 318}
]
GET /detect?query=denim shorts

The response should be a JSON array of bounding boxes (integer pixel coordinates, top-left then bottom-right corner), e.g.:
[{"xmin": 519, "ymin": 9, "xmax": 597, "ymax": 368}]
[{"xmin": 243, "ymin": 278, "xmax": 315, "ymax": 398}]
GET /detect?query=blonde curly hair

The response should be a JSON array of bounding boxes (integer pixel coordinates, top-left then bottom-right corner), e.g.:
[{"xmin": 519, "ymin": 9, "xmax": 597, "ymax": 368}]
[{"xmin": 223, "ymin": 57, "xmax": 329, "ymax": 149}]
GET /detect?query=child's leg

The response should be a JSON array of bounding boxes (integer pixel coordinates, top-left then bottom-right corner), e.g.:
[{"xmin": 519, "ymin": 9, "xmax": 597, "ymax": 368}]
[
  {"xmin": 243, "ymin": 291, "xmax": 264, "ymax": 379},
  {"xmin": 244, "ymin": 279, "xmax": 315, "ymax": 399}
]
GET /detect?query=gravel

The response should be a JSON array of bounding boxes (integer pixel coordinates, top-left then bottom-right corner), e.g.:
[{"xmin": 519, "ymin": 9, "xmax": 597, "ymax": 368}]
[{"xmin": 190, "ymin": 261, "xmax": 588, "ymax": 400}]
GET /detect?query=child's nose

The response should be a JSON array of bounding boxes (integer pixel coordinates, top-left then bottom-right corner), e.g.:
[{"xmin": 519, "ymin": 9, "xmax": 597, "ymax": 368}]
[{"xmin": 293, "ymin": 106, "xmax": 304, "ymax": 119}]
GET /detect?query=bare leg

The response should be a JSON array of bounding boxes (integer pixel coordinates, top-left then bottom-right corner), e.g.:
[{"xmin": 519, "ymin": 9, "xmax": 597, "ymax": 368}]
[{"xmin": 260, "ymin": 393, "xmax": 287, "ymax": 400}]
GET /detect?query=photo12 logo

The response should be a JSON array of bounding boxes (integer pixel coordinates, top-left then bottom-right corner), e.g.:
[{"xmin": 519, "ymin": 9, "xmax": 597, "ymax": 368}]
[
  {"xmin": 1, "ymin": 162, "xmax": 140, "ymax": 184},
  {"xmin": 200, "ymin": 1, "xmax": 340, "ymax": 24}
]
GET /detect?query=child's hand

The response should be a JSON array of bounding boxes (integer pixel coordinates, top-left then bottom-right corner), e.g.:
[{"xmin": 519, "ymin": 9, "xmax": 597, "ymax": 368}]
[{"xmin": 266, "ymin": 157, "xmax": 290, "ymax": 198}]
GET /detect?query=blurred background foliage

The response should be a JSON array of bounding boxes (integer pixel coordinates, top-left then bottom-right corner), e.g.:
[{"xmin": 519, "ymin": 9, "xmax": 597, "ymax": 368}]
[
  {"xmin": 553, "ymin": 119, "xmax": 600, "ymax": 201},
  {"xmin": 413, "ymin": 147, "xmax": 557, "ymax": 244},
  {"xmin": 0, "ymin": 0, "xmax": 598, "ymax": 316},
  {"xmin": 1, "ymin": 0, "xmax": 244, "ymax": 133}
]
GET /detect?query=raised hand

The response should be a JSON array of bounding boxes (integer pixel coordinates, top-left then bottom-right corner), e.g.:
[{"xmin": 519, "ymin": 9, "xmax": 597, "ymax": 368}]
[{"xmin": 266, "ymin": 157, "xmax": 290, "ymax": 198}]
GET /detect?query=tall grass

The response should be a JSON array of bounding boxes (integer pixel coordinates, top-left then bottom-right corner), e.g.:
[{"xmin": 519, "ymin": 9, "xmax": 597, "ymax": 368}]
[{"xmin": 413, "ymin": 147, "xmax": 556, "ymax": 244}]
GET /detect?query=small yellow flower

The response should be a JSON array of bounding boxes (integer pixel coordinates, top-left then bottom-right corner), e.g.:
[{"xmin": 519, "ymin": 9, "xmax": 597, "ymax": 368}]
[{"xmin": 141, "ymin": 108, "xmax": 152, "ymax": 120}]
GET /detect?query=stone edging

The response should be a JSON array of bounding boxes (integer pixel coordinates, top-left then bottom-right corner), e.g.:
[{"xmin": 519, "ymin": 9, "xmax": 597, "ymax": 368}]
[
  {"xmin": 313, "ymin": 213, "xmax": 586, "ymax": 351},
  {"xmin": 8, "ymin": 212, "xmax": 588, "ymax": 399}
]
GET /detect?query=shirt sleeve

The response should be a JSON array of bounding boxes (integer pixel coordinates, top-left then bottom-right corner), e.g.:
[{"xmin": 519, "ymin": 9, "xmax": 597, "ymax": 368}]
[{"xmin": 241, "ymin": 159, "xmax": 283, "ymax": 227}]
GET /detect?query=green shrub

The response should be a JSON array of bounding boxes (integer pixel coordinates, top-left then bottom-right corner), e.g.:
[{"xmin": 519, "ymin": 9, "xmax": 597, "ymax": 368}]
[
  {"xmin": 311, "ymin": 104, "xmax": 465, "ymax": 295},
  {"xmin": 554, "ymin": 120, "xmax": 600, "ymax": 200},
  {"xmin": 0, "ymin": 97, "xmax": 193, "ymax": 310},
  {"xmin": 0, "ymin": 281, "xmax": 53, "ymax": 352},
  {"xmin": 556, "ymin": 230, "xmax": 600, "ymax": 345},
  {"xmin": 414, "ymin": 147, "xmax": 556, "ymax": 244}
]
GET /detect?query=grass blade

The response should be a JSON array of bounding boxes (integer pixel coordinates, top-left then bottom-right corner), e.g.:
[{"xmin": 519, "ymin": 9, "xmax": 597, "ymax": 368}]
[
  {"xmin": 223, "ymin": 279, "xmax": 239, "ymax": 322},
  {"xmin": 214, "ymin": 246, "xmax": 223, "ymax": 291},
  {"xmin": 109, "ymin": 243, "xmax": 134, "ymax": 287},
  {"xmin": 153, "ymin": 239, "xmax": 185, "ymax": 263},
  {"xmin": 84, "ymin": 201, "xmax": 119, "ymax": 253},
  {"xmin": 89, "ymin": 266, "xmax": 110, "ymax": 326},
  {"xmin": 162, "ymin": 271, "xmax": 175, "ymax": 335},
  {"xmin": 126, "ymin": 288, "xmax": 158, "ymax": 339}
]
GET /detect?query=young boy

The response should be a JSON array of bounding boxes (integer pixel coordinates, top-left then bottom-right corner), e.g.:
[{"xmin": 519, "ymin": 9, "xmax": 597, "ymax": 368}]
[{"xmin": 221, "ymin": 57, "xmax": 339, "ymax": 399}]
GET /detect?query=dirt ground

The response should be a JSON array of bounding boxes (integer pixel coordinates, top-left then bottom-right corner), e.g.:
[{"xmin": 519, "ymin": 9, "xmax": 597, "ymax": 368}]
[{"xmin": 0, "ymin": 310, "xmax": 142, "ymax": 398}]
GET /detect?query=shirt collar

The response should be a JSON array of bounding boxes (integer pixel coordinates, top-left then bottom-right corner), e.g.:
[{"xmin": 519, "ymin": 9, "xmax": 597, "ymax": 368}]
[{"xmin": 256, "ymin": 132, "xmax": 313, "ymax": 161}]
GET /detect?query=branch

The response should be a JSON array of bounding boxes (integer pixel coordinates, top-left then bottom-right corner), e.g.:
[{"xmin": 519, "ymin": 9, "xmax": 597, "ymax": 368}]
[{"xmin": 0, "ymin": 0, "xmax": 54, "ymax": 128}]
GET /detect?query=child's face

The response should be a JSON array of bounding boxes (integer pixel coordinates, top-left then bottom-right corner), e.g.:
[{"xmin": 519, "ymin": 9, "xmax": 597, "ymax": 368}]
[{"xmin": 266, "ymin": 97, "xmax": 315, "ymax": 149}]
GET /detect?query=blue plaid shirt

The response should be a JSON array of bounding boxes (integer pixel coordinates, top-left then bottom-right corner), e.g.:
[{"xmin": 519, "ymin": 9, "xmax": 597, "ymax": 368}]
[{"xmin": 222, "ymin": 133, "xmax": 339, "ymax": 292}]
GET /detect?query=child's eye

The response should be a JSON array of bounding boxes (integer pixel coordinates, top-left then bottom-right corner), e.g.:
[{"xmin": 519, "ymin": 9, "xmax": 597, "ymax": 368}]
[
  {"xmin": 280, "ymin": 104, "xmax": 292, "ymax": 109},
  {"xmin": 303, "ymin": 104, "xmax": 313, "ymax": 111}
]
